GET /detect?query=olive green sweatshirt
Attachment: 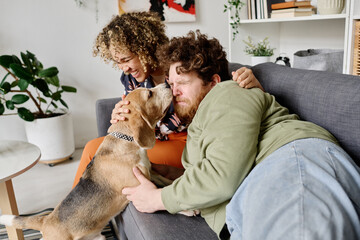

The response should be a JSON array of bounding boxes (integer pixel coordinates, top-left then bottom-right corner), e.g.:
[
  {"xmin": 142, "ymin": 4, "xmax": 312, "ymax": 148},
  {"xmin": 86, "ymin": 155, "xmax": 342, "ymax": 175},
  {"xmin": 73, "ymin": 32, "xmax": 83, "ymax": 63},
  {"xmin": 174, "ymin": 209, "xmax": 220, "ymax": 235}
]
[{"xmin": 161, "ymin": 81, "xmax": 336, "ymax": 237}]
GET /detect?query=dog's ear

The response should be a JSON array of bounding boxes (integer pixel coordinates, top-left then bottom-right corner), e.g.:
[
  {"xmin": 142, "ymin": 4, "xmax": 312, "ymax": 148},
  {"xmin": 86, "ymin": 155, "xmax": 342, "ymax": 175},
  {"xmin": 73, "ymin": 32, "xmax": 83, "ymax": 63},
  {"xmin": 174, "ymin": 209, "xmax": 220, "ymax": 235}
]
[{"xmin": 129, "ymin": 112, "xmax": 156, "ymax": 149}]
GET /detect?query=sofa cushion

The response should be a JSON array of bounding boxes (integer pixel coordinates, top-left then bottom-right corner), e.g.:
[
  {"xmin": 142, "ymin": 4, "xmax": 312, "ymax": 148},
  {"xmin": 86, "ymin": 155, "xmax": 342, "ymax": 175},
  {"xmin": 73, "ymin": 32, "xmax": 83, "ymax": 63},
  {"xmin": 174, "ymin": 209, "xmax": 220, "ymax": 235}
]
[{"xmin": 115, "ymin": 203, "xmax": 218, "ymax": 240}]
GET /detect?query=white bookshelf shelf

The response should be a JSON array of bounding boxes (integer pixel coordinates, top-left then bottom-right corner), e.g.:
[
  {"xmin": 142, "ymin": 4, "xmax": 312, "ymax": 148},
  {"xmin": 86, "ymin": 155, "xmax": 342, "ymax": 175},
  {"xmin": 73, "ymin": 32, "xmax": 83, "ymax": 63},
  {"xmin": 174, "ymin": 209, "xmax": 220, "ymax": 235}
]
[{"xmin": 240, "ymin": 14, "xmax": 347, "ymax": 24}]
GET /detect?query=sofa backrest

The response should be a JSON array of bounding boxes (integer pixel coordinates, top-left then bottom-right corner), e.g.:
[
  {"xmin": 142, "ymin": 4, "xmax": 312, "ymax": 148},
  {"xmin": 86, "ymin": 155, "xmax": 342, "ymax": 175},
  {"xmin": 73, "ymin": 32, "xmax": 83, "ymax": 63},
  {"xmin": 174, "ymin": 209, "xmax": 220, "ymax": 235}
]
[
  {"xmin": 229, "ymin": 62, "xmax": 360, "ymax": 165},
  {"xmin": 96, "ymin": 97, "xmax": 121, "ymax": 137},
  {"xmin": 96, "ymin": 63, "xmax": 360, "ymax": 166}
]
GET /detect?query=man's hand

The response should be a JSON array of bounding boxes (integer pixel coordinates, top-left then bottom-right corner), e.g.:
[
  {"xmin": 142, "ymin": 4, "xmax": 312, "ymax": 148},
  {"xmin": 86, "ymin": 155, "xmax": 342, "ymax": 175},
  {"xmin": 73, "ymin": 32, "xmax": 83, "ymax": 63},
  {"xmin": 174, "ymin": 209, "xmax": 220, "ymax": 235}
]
[
  {"xmin": 122, "ymin": 167, "xmax": 166, "ymax": 213},
  {"xmin": 232, "ymin": 67, "xmax": 264, "ymax": 91},
  {"xmin": 110, "ymin": 94, "xmax": 130, "ymax": 124}
]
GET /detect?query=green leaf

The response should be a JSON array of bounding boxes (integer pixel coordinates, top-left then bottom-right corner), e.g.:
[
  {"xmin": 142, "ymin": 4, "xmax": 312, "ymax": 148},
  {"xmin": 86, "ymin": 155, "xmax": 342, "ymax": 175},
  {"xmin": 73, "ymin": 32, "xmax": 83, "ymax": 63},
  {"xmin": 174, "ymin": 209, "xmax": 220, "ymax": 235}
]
[
  {"xmin": 18, "ymin": 79, "xmax": 29, "ymax": 90},
  {"xmin": 32, "ymin": 78, "xmax": 49, "ymax": 93},
  {"xmin": 46, "ymin": 75, "xmax": 60, "ymax": 87},
  {"xmin": 11, "ymin": 55, "xmax": 22, "ymax": 65},
  {"xmin": 62, "ymin": 85, "xmax": 77, "ymax": 93},
  {"xmin": 21, "ymin": 52, "xmax": 33, "ymax": 74},
  {"xmin": 1, "ymin": 72, "xmax": 10, "ymax": 86},
  {"xmin": 0, "ymin": 102, "xmax": 4, "ymax": 115},
  {"xmin": 5, "ymin": 100, "xmax": 15, "ymax": 110},
  {"xmin": 0, "ymin": 55, "xmax": 14, "ymax": 68},
  {"xmin": 0, "ymin": 82, "xmax": 11, "ymax": 94},
  {"xmin": 37, "ymin": 97, "xmax": 47, "ymax": 103},
  {"xmin": 9, "ymin": 63, "xmax": 33, "ymax": 80},
  {"xmin": 17, "ymin": 107, "xmax": 34, "ymax": 121},
  {"xmin": 34, "ymin": 59, "xmax": 43, "ymax": 72},
  {"xmin": 11, "ymin": 94, "xmax": 29, "ymax": 104},
  {"xmin": 60, "ymin": 99, "xmax": 69, "ymax": 108},
  {"xmin": 10, "ymin": 80, "xmax": 18, "ymax": 87},
  {"xmin": 26, "ymin": 50, "xmax": 35, "ymax": 59},
  {"xmin": 38, "ymin": 67, "xmax": 59, "ymax": 78},
  {"xmin": 51, "ymin": 101, "xmax": 58, "ymax": 108},
  {"xmin": 52, "ymin": 91, "xmax": 62, "ymax": 101}
]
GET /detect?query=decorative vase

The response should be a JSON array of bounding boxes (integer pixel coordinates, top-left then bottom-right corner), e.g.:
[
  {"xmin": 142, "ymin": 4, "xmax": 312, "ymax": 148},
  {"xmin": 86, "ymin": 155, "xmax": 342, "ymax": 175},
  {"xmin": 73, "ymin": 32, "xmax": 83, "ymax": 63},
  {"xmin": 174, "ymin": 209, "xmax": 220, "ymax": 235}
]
[
  {"xmin": 24, "ymin": 112, "xmax": 75, "ymax": 165},
  {"xmin": 251, "ymin": 56, "xmax": 270, "ymax": 66},
  {"xmin": 317, "ymin": 0, "xmax": 345, "ymax": 15}
]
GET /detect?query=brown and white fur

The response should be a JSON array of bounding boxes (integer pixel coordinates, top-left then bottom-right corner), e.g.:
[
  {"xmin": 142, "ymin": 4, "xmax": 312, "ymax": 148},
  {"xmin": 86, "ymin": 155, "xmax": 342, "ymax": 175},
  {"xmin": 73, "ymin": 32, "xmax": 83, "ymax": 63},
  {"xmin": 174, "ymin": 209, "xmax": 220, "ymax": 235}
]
[{"xmin": 0, "ymin": 84, "xmax": 174, "ymax": 240}]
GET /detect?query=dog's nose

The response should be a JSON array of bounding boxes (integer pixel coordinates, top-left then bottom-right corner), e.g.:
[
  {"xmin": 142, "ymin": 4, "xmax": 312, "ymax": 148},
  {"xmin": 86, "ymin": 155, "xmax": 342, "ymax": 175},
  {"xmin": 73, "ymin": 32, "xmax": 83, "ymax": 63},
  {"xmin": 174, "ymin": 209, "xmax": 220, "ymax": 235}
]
[{"xmin": 164, "ymin": 80, "xmax": 171, "ymax": 89}]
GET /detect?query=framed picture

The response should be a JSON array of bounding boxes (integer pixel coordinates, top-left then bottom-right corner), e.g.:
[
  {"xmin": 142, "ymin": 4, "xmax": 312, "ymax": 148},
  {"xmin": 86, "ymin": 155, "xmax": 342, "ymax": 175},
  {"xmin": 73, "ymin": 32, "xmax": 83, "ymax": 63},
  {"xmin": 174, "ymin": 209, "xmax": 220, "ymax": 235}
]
[{"xmin": 118, "ymin": 0, "xmax": 196, "ymax": 22}]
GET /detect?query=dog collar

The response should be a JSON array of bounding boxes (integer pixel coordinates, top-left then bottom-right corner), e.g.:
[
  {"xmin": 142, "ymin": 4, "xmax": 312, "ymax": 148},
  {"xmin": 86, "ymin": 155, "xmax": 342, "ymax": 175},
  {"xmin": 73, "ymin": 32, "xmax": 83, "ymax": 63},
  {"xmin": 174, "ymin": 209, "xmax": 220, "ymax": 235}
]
[{"xmin": 108, "ymin": 132, "xmax": 134, "ymax": 142}]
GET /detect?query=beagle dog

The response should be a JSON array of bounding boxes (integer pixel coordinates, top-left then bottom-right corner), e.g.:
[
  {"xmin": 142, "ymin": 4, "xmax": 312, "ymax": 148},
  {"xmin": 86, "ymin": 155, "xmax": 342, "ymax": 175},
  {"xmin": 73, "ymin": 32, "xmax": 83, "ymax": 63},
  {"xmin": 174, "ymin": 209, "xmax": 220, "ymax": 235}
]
[{"xmin": 0, "ymin": 83, "xmax": 173, "ymax": 240}]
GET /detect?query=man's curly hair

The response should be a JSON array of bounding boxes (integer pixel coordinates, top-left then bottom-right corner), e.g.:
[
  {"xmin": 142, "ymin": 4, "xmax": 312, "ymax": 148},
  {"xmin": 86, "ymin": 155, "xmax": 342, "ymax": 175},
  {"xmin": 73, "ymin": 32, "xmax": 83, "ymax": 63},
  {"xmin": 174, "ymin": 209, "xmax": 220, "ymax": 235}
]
[
  {"xmin": 157, "ymin": 30, "xmax": 229, "ymax": 84},
  {"xmin": 93, "ymin": 11, "xmax": 168, "ymax": 73}
]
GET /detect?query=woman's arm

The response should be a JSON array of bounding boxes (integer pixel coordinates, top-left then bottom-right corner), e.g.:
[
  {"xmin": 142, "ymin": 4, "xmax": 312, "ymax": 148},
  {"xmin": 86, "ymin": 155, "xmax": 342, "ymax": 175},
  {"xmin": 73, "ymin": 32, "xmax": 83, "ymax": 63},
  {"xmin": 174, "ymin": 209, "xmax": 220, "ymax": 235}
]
[{"xmin": 232, "ymin": 67, "xmax": 264, "ymax": 91}]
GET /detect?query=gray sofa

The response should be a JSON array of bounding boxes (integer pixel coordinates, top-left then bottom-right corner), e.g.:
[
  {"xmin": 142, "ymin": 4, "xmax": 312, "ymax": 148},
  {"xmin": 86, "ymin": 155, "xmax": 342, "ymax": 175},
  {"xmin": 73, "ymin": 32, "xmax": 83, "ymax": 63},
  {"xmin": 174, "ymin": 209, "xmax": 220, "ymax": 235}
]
[{"xmin": 95, "ymin": 62, "xmax": 360, "ymax": 240}]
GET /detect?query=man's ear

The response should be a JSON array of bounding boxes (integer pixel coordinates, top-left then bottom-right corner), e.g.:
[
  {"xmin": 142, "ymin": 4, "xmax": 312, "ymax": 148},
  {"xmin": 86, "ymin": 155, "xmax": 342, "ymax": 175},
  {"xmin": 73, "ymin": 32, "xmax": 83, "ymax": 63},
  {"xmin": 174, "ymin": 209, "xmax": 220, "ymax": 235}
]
[
  {"xmin": 129, "ymin": 112, "xmax": 156, "ymax": 149},
  {"xmin": 210, "ymin": 74, "xmax": 221, "ymax": 88}
]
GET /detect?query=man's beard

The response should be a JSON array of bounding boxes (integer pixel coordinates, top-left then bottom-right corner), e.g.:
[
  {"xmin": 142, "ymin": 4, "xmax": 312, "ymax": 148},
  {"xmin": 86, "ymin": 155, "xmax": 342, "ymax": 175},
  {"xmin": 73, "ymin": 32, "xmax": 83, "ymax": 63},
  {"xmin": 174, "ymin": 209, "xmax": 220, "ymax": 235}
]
[{"xmin": 174, "ymin": 89, "xmax": 209, "ymax": 125}]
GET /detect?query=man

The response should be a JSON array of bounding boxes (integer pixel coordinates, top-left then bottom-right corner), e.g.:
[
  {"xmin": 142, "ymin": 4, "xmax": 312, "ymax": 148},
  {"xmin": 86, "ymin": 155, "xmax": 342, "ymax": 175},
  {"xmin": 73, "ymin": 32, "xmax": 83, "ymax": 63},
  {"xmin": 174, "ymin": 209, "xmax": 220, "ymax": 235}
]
[{"xmin": 122, "ymin": 30, "xmax": 360, "ymax": 239}]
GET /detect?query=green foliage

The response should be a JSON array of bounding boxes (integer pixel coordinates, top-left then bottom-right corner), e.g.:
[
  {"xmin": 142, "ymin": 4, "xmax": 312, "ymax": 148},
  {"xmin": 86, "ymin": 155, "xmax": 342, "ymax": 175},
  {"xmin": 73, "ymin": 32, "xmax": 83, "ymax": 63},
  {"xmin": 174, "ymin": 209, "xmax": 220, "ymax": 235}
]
[
  {"xmin": 243, "ymin": 36, "xmax": 275, "ymax": 56},
  {"xmin": 0, "ymin": 51, "xmax": 77, "ymax": 121},
  {"xmin": 224, "ymin": 0, "xmax": 245, "ymax": 41}
]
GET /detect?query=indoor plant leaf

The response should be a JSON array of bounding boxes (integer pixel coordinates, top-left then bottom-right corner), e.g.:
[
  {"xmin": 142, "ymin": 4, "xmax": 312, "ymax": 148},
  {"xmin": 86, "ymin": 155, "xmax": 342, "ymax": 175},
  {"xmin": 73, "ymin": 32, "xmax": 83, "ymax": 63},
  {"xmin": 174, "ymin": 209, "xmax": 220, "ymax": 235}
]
[
  {"xmin": 5, "ymin": 100, "xmax": 15, "ymax": 110},
  {"xmin": 10, "ymin": 80, "xmax": 19, "ymax": 87},
  {"xmin": 62, "ymin": 85, "xmax": 77, "ymax": 93},
  {"xmin": 1, "ymin": 72, "xmax": 10, "ymax": 86},
  {"xmin": 0, "ymin": 55, "xmax": 14, "ymax": 68},
  {"xmin": 38, "ymin": 67, "xmax": 59, "ymax": 78},
  {"xmin": 60, "ymin": 99, "xmax": 69, "ymax": 108},
  {"xmin": 52, "ymin": 91, "xmax": 62, "ymax": 101},
  {"xmin": 37, "ymin": 97, "xmax": 47, "ymax": 103},
  {"xmin": 33, "ymin": 78, "xmax": 50, "ymax": 93},
  {"xmin": 0, "ymin": 51, "xmax": 76, "ymax": 121},
  {"xmin": 17, "ymin": 107, "xmax": 34, "ymax": 121},
  {"xmin": 9, "ymin": 63, "xmax": 33, "ymax": 81},
  {"xmin": 46, "ymin": 75, "xmax": 60, "ymax": 87},
  {"xmin": 18, "ymin": 79, "xmax": 30, "ymax": 90},
  {"xmin": 0, "ymin": 103, "xmax": 4, "ymax": 115},
  {"xmin": 11, "ymin": 94, "xmax": 30, "ymax": 104},
  {"xmin": 21, "ymin": 52, "xmax": 33, "ymax": 74},
  {"xmin": 0, "ymin": 82, "xmax": 11, "ymax": 94}
]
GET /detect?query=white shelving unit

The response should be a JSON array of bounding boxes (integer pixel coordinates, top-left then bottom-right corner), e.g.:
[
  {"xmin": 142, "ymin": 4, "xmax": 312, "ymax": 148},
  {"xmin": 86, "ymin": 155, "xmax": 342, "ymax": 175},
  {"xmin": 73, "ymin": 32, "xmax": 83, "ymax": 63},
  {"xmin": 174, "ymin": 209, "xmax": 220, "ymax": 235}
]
[{"xmin": 229, "ymin": 0, "xmax": 359, "ymax": 74}]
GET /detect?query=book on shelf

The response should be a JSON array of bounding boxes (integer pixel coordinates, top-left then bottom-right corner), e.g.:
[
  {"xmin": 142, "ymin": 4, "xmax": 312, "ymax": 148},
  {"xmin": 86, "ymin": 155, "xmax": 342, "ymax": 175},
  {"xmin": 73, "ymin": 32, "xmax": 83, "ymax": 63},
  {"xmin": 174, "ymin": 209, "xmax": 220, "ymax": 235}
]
[
  {"xmin": 272, "ymin": 7, "xmax": 314, "ymax": 13},
  {"xmin": 271, "ymin": 9, "xmax": 314, "ymax": 18},
  {"xmin": 271, "ymin": 1, "xmax": 312, "ymax": 10}
]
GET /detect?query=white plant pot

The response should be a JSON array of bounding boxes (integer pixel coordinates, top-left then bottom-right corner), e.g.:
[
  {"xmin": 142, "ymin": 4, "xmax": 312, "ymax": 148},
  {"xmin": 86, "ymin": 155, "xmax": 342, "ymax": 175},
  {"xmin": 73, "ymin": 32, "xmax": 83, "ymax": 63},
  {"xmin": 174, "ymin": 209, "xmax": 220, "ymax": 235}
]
[
  {"xmin": 251, "ymin": 56, "xmax": 270, "ymax": 66},
  {"xmin": 317, "ymin": 0, "xmax": 344, "ymax": 14},
  {"xmin": 24, "ymin": 112, "xmax": 75, "ymax": 164}
]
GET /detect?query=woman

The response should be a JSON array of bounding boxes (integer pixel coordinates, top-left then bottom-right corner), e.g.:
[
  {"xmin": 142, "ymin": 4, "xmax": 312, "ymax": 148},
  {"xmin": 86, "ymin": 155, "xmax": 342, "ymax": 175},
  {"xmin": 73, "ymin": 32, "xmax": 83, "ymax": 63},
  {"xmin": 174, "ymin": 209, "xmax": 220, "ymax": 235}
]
[{"xmin": 73, "ymin": 11, "xmax": 263, "ymax": 187}]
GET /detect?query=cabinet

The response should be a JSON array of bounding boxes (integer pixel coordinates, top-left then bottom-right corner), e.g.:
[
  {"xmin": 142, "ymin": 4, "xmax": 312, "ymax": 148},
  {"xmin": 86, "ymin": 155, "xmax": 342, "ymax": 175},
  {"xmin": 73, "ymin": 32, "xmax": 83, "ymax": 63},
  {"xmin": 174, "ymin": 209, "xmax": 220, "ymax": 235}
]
[{"xmin": 228, "ymin": 0, "xmax": 359, "ymax": 74}]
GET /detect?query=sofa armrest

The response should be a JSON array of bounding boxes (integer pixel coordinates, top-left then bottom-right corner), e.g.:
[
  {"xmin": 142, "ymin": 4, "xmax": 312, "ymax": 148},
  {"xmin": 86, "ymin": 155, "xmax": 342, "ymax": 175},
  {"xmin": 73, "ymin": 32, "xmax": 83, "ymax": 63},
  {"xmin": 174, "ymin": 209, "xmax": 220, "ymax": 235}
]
[{"xmin": 95, "ymin": 97, "xmax": 121, "ymax": 137}]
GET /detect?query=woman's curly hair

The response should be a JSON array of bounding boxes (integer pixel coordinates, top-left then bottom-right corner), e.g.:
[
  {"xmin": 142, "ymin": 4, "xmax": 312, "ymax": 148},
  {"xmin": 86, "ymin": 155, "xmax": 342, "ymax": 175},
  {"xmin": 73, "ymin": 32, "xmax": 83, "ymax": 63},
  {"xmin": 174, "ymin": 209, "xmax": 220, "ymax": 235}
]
[
  {"xmin": 157, "ymin": 30, "xmax": 229, "ymax": 84},
  {"xmin": 93, "ymin": 11, "xmax": 168, "ymax": 73}
]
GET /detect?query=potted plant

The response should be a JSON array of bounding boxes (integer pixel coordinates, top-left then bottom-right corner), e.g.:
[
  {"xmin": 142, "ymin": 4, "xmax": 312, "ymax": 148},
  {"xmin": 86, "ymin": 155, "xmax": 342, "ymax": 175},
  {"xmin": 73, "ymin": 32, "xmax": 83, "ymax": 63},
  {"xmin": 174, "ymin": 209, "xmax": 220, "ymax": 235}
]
[
  {"xmin": 243, "ymin": 36, "xmax": 275, "ymax": 65},
  {"xmin": 0, "ymin": 51, "xmax": 77, "ymax": 165},
  {"xmin": 224, "ymin": 0, "xmax": 245, "ymax": 41}
]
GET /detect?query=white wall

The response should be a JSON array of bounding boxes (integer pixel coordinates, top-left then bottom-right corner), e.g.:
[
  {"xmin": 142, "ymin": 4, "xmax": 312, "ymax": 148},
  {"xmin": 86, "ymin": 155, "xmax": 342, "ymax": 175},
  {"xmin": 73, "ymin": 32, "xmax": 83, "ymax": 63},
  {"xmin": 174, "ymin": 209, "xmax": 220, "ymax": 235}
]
[{"xmin": 0, "ymin": 0, "xmax": 229, "ymax": 148}]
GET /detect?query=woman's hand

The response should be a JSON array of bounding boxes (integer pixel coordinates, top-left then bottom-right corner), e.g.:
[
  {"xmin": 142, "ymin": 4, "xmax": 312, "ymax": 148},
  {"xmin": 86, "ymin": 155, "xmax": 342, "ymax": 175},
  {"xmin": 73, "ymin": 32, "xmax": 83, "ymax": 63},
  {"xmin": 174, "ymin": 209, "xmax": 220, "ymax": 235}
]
[
  {"xmin": 122, "ymin": 167, "xmax": 165, "ymax": 213},
  {"xmin": 232, "ymin": 67, "xmax": 264, "ymax": 91},
  {"xmin": 110, "ymin": 95, "xmax": 130, "ymax": 124}
]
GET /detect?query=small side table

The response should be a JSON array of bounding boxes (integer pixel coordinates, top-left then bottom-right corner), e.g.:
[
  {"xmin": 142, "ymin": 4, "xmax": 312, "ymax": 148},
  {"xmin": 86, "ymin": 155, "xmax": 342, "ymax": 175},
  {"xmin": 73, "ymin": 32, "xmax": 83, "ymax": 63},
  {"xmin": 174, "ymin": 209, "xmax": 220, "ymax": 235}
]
[{"xmin": 0, "ymin": 140, "xmax": 41, "ymax": 240}]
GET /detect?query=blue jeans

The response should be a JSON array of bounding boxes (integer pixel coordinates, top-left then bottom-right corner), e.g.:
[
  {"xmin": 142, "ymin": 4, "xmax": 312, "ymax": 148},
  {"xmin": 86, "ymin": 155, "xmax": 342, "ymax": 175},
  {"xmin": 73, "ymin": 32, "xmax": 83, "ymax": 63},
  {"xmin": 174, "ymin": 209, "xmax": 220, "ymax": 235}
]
[{"xmin": 226, "ymin": 138, "xmax": 360, "ymax": 240}]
